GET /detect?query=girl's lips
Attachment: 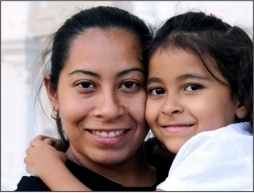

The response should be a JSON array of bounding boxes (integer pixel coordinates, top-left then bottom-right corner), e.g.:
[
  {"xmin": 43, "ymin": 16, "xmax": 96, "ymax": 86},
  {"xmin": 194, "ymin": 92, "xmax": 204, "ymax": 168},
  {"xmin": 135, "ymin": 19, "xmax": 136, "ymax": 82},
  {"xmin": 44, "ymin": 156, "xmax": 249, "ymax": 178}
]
[
  {"xmin": 161, "ymin": 124, "xmax": 194, "ymax": 132},
  {"xmin": 162, "ymin": 124, "xmax": 194, "ymax": 127}
]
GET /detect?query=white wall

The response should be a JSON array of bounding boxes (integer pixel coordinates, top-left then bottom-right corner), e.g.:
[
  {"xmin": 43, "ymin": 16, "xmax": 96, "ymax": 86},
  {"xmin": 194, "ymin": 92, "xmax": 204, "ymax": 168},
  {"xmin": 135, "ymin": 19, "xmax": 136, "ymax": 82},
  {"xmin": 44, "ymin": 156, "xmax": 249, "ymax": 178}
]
[
  {"xmin": 1, "ymin": 1, "xmax": 253, "ymax": 191},
  {"xmin": 1, "ymin": 62, "xmax": 30, "ymax": 190}
]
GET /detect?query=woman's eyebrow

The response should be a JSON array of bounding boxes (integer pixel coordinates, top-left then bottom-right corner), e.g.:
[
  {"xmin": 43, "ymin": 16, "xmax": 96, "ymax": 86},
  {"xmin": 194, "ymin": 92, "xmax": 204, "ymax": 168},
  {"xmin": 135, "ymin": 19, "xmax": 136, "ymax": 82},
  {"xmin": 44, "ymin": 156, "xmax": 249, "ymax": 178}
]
[
  {"xmin": 116, "ymin": 67, "xmax": 144, "ymax": 78},
  {"xmin": 69, "ymin": 68, "xmax": 143, "ymax": 78},
  {"xmin": 69, "ymin": 70, "xmax": 100, "ymax": 78}
]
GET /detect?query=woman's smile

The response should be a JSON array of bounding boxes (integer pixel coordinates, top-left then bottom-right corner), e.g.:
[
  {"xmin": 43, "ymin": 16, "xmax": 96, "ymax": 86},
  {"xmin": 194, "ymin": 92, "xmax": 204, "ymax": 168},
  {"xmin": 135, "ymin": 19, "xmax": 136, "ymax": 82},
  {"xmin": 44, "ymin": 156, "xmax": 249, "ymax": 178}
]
[
  {"xmin": 90, "ymin": 129, "xmax": 128, "ymax": 138},
  {"xmin": 86, "ymin": 128, "xmax": 131, "ymax": 146}
]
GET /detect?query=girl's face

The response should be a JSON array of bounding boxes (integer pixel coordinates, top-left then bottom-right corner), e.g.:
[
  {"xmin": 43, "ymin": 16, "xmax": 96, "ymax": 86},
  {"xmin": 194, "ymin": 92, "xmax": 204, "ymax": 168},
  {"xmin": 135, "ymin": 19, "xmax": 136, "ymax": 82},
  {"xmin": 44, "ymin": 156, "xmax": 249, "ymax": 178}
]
[
  {"xmin": 146, "ymin": 48, "xmax": 246, "ymax": 153},
  {"xmin": 46, "ymin": 28, "xmax": 148, "ymax": 166}
]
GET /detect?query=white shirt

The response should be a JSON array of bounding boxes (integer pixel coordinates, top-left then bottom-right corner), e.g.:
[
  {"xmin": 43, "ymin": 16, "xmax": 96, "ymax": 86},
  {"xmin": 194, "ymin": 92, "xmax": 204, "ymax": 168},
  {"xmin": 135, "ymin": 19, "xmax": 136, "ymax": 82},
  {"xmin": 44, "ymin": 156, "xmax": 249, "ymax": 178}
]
[{"xmin": 157, "ymin": 122, "xmax": 253, "ymax": 191}]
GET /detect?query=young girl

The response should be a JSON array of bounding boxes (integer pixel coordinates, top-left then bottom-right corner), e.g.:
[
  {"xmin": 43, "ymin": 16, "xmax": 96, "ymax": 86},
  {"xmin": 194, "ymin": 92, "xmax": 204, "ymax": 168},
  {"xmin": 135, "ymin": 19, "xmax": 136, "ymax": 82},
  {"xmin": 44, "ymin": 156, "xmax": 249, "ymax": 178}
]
[{"xmin": 24, "ymin": 11, "xmax": 253, "ymax": 191}]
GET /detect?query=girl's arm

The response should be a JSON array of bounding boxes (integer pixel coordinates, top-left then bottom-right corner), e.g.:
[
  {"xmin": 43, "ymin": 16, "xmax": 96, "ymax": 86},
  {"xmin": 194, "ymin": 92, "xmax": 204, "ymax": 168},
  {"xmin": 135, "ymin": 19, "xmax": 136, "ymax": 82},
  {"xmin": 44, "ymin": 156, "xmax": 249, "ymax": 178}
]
[{"xmin": 25, "ymin": 135, "xmax": 92, "ymax": 191}]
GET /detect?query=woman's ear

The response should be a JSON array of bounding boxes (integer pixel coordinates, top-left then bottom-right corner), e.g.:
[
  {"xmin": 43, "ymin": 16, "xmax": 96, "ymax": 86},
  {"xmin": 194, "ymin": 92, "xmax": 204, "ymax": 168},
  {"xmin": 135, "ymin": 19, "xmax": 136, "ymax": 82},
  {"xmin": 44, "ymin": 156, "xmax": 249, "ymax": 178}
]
[
  {"xmin": 44, "ymin": 75, "xmax": 59, "ymax": 110},
  {"xmin": 235, "ymin": 100, "xmax": 248, "ymax": 119}
]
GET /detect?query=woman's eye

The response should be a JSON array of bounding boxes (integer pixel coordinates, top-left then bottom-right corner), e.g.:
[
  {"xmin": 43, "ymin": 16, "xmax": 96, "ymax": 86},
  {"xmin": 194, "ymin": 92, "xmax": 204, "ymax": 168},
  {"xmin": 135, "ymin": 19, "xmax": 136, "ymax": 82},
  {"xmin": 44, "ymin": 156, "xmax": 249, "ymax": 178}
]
[
  {"xmin": 150, "ymin": 88, "xmax": 165, "ymax": 95},
  {"xmin": 77, "ymin": 82, "xmax": 95, "ymax": 89},
  {"xmin": 120, "ymin": 81, "xmax": 137, "ymax": 89},
  {"xmin": 185, "ymin": 84, "xmax": 202, "ymax": 91}
]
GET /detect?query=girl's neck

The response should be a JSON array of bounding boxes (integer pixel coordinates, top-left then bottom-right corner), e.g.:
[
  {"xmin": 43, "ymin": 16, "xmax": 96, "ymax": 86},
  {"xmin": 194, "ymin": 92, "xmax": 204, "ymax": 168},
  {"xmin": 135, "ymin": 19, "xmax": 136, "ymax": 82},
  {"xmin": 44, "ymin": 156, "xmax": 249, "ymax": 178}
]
[{"xmin": 66, "ymin": 146, "xmax": 157, "ymax": 187}]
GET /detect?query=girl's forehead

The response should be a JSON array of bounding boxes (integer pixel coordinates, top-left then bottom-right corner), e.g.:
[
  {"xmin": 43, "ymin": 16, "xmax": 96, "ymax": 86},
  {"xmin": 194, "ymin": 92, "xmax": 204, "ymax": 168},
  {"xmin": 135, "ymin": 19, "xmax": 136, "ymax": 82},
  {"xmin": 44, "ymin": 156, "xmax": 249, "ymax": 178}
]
[{"xmin": 148, "ymin": 47, "xmax": 228, "ymax": 84}]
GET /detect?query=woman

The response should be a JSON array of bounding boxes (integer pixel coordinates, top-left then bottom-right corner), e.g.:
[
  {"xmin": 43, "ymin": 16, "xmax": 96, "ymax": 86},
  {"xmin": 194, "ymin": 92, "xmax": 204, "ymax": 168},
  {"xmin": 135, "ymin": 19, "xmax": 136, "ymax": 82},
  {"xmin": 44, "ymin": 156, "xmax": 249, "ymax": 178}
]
[{"xmin": 16, "ymin": 6, "xmax": 174, "ymax": 191}]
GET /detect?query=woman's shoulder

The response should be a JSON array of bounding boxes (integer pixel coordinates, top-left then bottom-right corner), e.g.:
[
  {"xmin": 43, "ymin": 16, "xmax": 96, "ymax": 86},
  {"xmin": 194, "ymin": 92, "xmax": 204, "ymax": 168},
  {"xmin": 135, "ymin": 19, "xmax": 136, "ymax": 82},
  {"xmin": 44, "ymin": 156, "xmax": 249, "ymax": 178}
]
[
  {"xmin": 15, "ymin": 175, "xmax": 50, "ymax": 191},
  {"xmin": 65, "ymin": 159, "xmax": 159, "ymax": 191},
  {"xmin": 144, "ymin": 137, "xmax": 176, "ymax": 182}
]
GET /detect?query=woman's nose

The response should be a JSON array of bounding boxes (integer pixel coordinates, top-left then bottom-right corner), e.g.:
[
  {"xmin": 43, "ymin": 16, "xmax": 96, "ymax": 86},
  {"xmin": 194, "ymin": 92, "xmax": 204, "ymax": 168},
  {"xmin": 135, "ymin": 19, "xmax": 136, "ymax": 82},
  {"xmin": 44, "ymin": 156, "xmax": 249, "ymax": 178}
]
[{"xmin": 93, "ymin": 91, "xmax": 125, "ymax": 121}]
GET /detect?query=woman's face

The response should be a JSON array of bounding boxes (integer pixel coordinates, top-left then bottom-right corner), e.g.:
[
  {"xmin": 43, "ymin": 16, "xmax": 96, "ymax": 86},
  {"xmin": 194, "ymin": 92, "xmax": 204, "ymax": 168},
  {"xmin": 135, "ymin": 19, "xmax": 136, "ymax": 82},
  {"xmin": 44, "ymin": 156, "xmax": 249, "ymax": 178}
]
[{"xmin": 46, "ymin": 28, "xmax": 148, "ymax": 166}]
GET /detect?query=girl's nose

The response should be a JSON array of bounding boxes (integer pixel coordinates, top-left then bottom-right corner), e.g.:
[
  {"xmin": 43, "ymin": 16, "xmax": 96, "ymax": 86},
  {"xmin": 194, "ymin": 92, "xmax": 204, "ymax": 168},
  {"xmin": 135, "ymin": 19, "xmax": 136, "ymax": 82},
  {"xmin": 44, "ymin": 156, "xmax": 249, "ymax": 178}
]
[{"xmin": 161, "ymin": 93, "xmax": 184, "ymax": 116}]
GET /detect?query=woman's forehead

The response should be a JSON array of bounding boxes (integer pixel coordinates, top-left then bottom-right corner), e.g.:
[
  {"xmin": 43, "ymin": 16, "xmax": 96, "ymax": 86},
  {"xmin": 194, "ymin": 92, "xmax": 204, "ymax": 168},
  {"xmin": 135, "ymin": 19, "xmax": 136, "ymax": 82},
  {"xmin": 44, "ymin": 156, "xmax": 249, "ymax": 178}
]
[{"xmin": 62, "ymin": 28, "xmax": 143, "ymax": 76}]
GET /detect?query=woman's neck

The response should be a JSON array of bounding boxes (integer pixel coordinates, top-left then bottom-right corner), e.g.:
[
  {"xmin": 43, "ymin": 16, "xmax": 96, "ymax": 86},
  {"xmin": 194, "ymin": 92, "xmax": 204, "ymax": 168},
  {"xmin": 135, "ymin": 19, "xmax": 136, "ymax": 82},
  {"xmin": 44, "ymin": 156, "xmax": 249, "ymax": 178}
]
[{"xmin": 66, "ymin": 146, "xmax": 157, "ymax": 187}]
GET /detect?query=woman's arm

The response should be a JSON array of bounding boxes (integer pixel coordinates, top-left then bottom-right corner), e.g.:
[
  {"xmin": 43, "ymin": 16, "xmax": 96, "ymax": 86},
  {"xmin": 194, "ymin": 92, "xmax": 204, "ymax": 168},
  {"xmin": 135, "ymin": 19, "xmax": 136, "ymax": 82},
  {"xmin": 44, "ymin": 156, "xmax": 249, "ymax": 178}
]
[{"xmin": 25, "ymin": 135, "xmax": 92, "ymax": 191}]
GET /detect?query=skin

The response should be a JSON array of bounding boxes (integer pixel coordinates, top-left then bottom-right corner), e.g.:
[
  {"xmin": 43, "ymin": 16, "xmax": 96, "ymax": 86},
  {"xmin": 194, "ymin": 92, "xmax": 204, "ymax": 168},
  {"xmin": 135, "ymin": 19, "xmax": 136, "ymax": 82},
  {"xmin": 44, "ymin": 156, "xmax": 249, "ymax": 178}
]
[
  {"xmin": 25, "ymin": 45, "xmax": 248, "ymax": 191},
  {"xmin": 145, "ymin": 47, "xmax": 247, "ymax": 154},
  {"xmin": 43, "ymin": 28, "xmax": 156, "ymax": 187}
]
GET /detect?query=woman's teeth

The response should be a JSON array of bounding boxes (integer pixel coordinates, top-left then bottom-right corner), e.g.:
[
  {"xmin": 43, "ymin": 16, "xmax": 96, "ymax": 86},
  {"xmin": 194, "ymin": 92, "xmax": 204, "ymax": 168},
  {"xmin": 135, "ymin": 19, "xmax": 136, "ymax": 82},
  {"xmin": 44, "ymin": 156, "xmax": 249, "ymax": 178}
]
[{"xmin": 92, "ymin": 130, "xmax": 125, "ymax": 138}]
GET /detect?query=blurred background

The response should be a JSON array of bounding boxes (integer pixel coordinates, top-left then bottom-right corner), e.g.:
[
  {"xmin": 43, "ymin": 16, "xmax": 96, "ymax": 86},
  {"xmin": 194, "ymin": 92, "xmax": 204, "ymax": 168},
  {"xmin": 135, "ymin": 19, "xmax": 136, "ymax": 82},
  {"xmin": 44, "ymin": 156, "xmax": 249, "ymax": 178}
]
[{"xmin": 1, "ymin": 1, "xmax": 253, "ymax": 190}]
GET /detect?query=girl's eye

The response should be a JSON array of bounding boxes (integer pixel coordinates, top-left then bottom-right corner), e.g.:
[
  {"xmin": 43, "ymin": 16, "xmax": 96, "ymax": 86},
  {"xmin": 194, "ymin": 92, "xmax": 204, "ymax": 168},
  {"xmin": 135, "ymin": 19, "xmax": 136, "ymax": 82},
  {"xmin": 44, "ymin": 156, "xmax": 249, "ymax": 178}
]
[
  {"xmin": 185, "ymin": 84, "xmax": 202, "ymax": 91},
  {"xmin": 120, "ymin": 81, "xmax": 137, "ymax": 89},
  {"xmin": 150, "ymin": 87, "xmax": 165, "ymax": 95},
  {"xmin": 77, "ymin": 82, "xmax": 95, "ymax": 89}
]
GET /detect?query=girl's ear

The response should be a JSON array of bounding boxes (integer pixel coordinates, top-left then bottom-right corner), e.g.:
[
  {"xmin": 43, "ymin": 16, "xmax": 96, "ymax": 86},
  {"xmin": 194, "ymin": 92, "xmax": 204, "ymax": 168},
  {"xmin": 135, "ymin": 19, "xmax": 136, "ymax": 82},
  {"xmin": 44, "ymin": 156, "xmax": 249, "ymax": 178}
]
[
  {"xmin": 235, "ymin": 100, "xmax": 248, "ymax": 119},
  {"xmin": 44, "ymin": 75, "xmax": 59, "ymax": 110}
]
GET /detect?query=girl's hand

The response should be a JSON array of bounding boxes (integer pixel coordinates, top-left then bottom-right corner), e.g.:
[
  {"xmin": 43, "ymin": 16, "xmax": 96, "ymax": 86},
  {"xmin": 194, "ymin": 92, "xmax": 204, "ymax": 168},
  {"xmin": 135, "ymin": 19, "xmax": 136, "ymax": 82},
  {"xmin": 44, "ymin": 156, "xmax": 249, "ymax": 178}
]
[
  {"xmin": 24, "ymin": 135, "xmax": 90, "ymax": 191},
  {"xmin": 29, "ymin": 135, "xmax": 63, "ymax": 151},
  {"xmin": 24, "ymin": 135, "xmax": 67, "ymax": 178}
]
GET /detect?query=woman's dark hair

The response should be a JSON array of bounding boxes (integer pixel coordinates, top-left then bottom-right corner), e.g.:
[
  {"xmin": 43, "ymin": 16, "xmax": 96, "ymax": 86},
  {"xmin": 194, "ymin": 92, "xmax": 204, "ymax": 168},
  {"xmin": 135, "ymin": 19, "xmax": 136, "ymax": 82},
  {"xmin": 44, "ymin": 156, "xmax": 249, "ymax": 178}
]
[
  {"xmin": 147, "ymin": 11, "xmax": 253, "ymax": 137},
  {"xmin": 34, "ymin": 6, "xmax": 152, "ymax": 150}
]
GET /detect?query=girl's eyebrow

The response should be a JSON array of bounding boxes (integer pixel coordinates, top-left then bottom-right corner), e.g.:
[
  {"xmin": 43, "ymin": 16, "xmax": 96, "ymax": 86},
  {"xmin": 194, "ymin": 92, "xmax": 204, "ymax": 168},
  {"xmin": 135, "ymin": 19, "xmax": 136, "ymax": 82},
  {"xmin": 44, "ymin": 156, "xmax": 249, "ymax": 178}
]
[
  {"xmin": 147, "ymin": 73, "xmax": 210, "ymax": 85},
  {"xmin": 177, "ymin": 73, "xmax": 210, "ymax": 81},
  {"xmin": 146, "ymin": 77, "xmax": 161, "ymax": 85}
]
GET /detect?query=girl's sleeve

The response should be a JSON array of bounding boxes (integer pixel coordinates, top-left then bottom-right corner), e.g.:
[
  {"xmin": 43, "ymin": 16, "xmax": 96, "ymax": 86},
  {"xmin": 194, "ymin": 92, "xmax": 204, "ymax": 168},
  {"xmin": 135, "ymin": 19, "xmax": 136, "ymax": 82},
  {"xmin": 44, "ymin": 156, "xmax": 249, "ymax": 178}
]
[{"xmin": 156, "ymin": 131, "xmax": 253, "ymax": 191}]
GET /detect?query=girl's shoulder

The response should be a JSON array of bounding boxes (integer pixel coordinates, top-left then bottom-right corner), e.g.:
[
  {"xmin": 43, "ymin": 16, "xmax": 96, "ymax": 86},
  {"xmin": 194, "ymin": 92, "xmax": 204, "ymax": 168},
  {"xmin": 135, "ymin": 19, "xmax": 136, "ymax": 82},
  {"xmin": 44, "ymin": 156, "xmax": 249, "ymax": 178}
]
[
  {"xmin": 178, "ymin": 122, "xmax": 253, "ymax": 166},
  {"xmin": 189, "ymin": 122, "xmax": 252, "ymax": 146},
  {"xmin": 159, "ymin": 123, "xmax": 253, "ymax": 191}
]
